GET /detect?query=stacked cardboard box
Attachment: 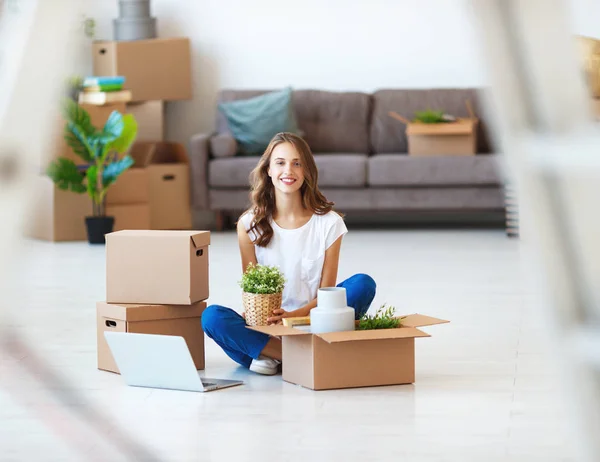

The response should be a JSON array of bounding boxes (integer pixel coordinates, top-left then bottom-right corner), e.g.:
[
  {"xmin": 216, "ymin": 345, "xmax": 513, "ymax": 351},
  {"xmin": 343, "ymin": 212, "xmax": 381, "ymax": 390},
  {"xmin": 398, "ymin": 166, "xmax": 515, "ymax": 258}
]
[
  {"xmin": 105, "ymin": 141, "xmax": 192, "ymax": 231},
  {"xmin": 93, "ymin": 36, "xmax": 193, "ymax": 230},
  {"xmin": 97, "ymin": 229, "xmax": 210, "ymax": 374}
]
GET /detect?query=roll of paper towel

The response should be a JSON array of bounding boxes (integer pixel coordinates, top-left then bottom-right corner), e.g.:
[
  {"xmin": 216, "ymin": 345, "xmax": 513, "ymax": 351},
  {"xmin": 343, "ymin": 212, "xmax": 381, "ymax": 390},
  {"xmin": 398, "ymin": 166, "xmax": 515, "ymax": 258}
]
[{"xmin": 310, "ymin": 287, "xmax": 355, "ymax": 334}]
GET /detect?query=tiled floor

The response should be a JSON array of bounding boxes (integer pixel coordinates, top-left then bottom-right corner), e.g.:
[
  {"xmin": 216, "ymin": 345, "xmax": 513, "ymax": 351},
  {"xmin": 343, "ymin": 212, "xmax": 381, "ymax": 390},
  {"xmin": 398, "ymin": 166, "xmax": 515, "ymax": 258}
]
[{"xmin": 0, "ymin": 229, "xmax": 579, "ymax": 461}]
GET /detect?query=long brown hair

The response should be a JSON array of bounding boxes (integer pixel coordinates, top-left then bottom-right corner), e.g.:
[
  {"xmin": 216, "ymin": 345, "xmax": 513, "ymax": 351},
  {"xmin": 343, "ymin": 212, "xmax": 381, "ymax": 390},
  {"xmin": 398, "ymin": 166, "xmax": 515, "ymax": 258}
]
[{"xmin": 242, "ymin": 132, "xmax": 336, "ymax": 247}]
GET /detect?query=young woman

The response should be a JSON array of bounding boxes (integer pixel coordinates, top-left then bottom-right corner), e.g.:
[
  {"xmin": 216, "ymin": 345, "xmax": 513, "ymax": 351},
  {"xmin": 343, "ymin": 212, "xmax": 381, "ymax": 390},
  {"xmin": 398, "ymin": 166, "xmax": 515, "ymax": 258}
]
[{"xmin": 201, "ymin": 132, "xmax": 376, "ymax": 375}]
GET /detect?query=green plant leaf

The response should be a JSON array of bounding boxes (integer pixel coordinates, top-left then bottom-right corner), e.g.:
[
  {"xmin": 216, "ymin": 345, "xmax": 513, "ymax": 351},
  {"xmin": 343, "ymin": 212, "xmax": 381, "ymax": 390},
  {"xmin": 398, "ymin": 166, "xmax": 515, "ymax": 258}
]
[
  {"xmin": 357, "ymin": 303, "xmax": 402, "ymax": 330},
  {"xmin": 62, "ymin": 99, "xmax": 96, "ymax": 162},
  {"xmin": 106, "ymin": 113, "xmax": 137, "ymax": 155},
  {"xmin": 413, "ymin": 109, "xmax": 447, "ymax": 124},
  {"xmin": 102, "ymin": 155, "xmax": 134, "ymax": 188},
  {"xmin": 86, "ymin": 164, "xmax": 99, "ymax": 201},
  {"xmin": 46, "ymin": 158, "xmax": 86, "ymax": 193},
  {"xmin": 238, "ymin": 263, "xmax": 286, "ymax": 294}
]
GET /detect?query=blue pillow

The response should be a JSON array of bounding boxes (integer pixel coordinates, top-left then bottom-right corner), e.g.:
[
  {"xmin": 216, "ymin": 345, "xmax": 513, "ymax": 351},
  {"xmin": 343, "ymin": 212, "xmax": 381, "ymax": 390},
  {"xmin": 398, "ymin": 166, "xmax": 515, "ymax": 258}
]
[{"xmin": 217, "ymin": 87, "xmax": 300, "ymax": 155}]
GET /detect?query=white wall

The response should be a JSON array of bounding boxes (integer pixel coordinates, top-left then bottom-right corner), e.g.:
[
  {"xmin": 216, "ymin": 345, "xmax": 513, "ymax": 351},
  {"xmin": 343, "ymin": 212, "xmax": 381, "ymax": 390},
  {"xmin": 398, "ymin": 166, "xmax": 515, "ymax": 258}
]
[{"xmin": 79, "ymin": 0, "xmax": 486, "ymax": 146}]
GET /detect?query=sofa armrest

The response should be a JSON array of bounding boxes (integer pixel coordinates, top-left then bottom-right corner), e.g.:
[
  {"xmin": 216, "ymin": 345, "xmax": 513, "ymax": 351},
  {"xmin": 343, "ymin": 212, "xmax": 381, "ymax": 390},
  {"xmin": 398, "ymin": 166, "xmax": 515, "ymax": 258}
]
[{"xmin": 189, "ymin": 133, "xmax": 211, "ymax": 209}]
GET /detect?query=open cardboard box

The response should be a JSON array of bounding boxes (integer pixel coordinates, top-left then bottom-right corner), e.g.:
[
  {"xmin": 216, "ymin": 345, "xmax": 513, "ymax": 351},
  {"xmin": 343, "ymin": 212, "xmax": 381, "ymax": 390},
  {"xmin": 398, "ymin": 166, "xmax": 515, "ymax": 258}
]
[
  {"xmin": 106, "ymin": 141, "xmax": 192, "ymax": 230},
  {"xmin": 389, "ymin": 100, "xmax": 478, "ymax": 156},
  {"xmin": 248, "ymin": 314, "xmax": 449, "ymax": 391}
]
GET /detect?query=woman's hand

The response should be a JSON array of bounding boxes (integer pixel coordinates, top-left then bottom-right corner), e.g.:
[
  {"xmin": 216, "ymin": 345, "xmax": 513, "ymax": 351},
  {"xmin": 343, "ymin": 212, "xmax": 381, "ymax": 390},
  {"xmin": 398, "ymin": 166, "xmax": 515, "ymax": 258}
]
[{"xmin": 267, "ymin": 308, "xmax": 306, "ymax": 325}]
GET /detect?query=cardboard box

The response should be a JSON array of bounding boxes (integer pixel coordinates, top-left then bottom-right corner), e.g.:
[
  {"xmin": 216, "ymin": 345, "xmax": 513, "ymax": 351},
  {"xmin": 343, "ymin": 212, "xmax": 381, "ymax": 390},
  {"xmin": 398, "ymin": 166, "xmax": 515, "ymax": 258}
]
[
  {"xmin": 92, "ymin": 38, "xmax": 192, "ymax": 102},
  {"xmin": 106, "ymin": 203, "xmax": 151, "ymax": 231},
  {"xmin": 249, "ymin": 314, "xmax": 449, "ymax": 390},
  {"xmin": 407, "ymin": 119, "xmax": 478, "ymax": 156},
  {"xmin": 106, "ymin": 141, "xmax": 192, "ymax": 229},
  {"xmin": 97, "ymin": 301, "xmax": 206, "ymax": 373},
  {"xmin": 106, "ymin": 230, "xmax": 210, "ymax": 305},
  {"xmin": 126, "ymin": 101, "xmax": 164, "ymax": 142},
  {"xmin": 23, "ymin": 176, "xmax": 91, "ymax": 242}
]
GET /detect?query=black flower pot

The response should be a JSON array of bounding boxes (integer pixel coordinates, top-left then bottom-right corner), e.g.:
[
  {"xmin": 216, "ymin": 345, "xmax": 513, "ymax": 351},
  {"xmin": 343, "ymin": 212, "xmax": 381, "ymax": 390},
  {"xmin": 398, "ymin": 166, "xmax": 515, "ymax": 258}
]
[{"xmin": 85, "ymin": 216, "xmax": 115, "ymax": 244}]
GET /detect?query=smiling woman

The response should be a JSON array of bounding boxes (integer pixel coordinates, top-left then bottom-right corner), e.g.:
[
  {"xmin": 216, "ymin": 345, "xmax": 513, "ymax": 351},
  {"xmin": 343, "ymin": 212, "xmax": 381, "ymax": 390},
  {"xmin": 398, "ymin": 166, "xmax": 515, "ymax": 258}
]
[{"xmin": 201, "ymin": 132, "xmax": 377, "ymax": 376}]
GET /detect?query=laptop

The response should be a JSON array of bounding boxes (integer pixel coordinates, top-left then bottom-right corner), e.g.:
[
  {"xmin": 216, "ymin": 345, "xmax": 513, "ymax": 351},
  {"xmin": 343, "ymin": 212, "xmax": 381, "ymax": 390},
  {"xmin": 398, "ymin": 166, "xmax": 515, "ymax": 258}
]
[{"xmin": 104, "ymin": 331, "xmax": 244, "ymax": 393}]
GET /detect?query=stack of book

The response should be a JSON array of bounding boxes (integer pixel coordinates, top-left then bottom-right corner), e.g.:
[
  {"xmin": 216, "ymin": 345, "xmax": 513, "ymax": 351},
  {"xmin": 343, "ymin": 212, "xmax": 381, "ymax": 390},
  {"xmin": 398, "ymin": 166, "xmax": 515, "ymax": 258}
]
[{"xmin": 79, "ymin": 76, "xmax": 132, "ymax": 105}]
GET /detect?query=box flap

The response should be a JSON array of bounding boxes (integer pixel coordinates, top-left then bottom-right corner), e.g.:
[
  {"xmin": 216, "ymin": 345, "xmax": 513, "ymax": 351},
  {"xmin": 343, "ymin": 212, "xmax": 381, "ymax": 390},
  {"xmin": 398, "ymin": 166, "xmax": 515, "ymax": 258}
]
[
  {"xmin": 190, "ymin": 231, "xmax": 210, "ymax": 248},
  {"xmin": 317, "ymin": 327, "xmax": 430, "ymax": 343},
  {"xmin": 130, "ymin": 142, "xmax": 156, "ymax": 167},
  {"xmin": 107, "ymin": 230, "xmax": 210, "ymax": 240},
  {"xmin": 97, "ymin": 301, "xmax": 206, "ymax": 321},
  {"xmin": 152, "ymin": 141, "xmax": 189, "ymax": 165},
  {"xmin": 400, "ymin": 314, "xmax": 450, "ymax": 328},
  {"xmin": 246, "ymin": 325, "xmax": 311, "ymax": 337},
  {"xmin": 407, "ymin": 118, "xmax": 477, "ymax": 136}
]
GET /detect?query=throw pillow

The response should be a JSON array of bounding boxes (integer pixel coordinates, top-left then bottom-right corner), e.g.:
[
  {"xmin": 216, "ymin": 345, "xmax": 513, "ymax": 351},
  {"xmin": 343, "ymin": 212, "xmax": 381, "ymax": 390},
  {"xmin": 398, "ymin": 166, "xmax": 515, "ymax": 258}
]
[
  {"xmin": 217, "ymin": 87, "xmax": 300, "ymax": 155},
  {"xmin": 210, "ymin": 133, "xmax": 238, "ymax": 158}
]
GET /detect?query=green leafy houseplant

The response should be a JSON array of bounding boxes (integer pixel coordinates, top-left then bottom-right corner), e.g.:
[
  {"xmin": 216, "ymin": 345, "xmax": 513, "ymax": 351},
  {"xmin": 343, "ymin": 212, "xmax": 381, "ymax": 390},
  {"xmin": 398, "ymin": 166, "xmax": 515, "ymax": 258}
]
[
  {"xmin": 239, "ymin": 263, "xmax": 286, "ymax": 294},
  {"xmin": 357, "ymin": 303, "xmax": 404, "ymax": 330},
  {"xmin": 46, "ymin": 99, "xmax": 137, "ymax": 243},
  {"xmin": 239, "ymin": 263, "xmax": 286, "ymax": 326}
]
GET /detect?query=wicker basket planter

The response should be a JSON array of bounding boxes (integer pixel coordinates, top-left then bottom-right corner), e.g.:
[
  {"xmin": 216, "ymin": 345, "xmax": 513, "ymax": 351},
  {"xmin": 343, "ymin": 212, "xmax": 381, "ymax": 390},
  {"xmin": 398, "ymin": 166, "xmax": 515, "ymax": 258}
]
[{"xmin": 242, "ymin": 291, "xmax": 282, "ymax": 326}]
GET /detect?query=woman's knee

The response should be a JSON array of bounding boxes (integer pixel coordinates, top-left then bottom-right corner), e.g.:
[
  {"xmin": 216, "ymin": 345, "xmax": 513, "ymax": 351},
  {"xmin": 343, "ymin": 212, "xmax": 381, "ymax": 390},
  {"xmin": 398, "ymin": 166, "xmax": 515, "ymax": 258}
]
[
  {"xmin": 349, "ymin": 273, "xmax": 376, "ymax": 296},
  {"xmin": 201, "ymin": 304, "xmax": 227, "ymax": 335}
]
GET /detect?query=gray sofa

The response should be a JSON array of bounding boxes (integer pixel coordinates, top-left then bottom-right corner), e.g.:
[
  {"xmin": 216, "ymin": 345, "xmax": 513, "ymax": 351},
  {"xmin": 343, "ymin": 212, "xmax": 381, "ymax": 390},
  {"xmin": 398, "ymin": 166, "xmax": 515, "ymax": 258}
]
[{"xmin": 189, "ymin": 88, "xmax": 505, "ymax": 229}]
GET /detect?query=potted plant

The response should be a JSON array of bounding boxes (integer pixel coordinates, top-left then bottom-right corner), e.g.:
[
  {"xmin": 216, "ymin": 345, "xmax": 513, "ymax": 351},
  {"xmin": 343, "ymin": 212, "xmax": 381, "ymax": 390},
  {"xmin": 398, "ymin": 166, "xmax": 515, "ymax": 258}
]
[
  {"xmin": 46, "ymin": 99, "xmax": 137, "ymax": 244},
  {"xmin": 239, "ymin": 263, "xmax": 286, "ymax": 326}
]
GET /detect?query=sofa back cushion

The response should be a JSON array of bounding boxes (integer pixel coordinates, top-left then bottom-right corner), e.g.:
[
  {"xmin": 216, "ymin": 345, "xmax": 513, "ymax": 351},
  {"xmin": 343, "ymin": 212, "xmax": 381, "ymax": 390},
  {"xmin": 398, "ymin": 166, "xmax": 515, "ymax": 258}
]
[
  {"xmin": 216, "ymin": 89, "xmax": 371, "ymax": 153},
  {"xmin": 370, "ymin": 88, "xmax": 494, "ymax": 154}
]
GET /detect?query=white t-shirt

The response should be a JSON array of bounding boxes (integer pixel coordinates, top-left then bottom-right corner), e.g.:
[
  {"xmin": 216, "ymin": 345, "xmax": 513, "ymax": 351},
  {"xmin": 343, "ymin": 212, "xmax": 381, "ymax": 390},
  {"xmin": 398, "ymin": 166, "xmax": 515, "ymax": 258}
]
[{"xmin": 239, "ymin": 210, "xmax": 348, "ymax": 311}]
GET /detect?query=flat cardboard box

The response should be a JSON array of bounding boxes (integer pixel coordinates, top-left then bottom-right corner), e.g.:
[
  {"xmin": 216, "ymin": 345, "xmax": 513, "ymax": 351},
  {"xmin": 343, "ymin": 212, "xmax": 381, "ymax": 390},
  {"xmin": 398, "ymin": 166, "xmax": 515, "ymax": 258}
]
[
  {"xmin": 106, "ymin": 230, "xmax": 210, "ymax": 305},
  {"xmin": 23, "ymin": 176, "xmax": 91, "ymax": 242},
  {"xmin": 249, "ymin": 314, "xmax": 449, "ymax": 390},
  {"xmin": 407, "ymin": 118, "xmax": 478, "ymax": 156},
  {"xmin": 106, "ymin": 141, "xmax": 192, "ymax": 229},
  {"xmin": 126, "ymin": 101, "xmax": 164, "ymax": 142},
  {"xmin": 97, "ymin": 301, "xmax": 206, "ymax": 373},
  {"xmin": 106, "ymin": 203, "xmax": 151, "ymax": 231},
  {"xmin": 92, "ymin": 38, "xmax": 192, "ymax": 102}
]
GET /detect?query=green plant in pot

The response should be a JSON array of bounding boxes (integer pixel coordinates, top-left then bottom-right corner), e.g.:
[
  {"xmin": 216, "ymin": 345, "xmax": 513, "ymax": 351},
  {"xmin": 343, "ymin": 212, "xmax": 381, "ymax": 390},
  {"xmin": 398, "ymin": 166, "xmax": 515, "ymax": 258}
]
[
  {"xmin": 239, "ymin": 263, "xmax": 286, "ymax": 326},
  {"xmin": 46, "ymin": 99, "xmax": 137, "ymax": 244}
]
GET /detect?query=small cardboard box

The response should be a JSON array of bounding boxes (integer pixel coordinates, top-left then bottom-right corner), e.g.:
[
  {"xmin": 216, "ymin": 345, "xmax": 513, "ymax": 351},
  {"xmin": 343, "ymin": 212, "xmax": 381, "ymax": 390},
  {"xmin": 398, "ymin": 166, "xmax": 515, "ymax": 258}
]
[
  {"xmin": 106, "ymin": 141, "xmax": 192, "ymax": 229},
  {"xmin": 407, "ymin": 118, "xmax": 478, "ymax": 156},
  {"xmin": 92, "ymin": 37, "xmax": 192, "ymax": 102},
  {"xmin": 106, "ymin": 203, "xmax": 151, "ymax": 231},
  {"xmin": 126, "ymin": 101, "xmax": 164, "ymax": 142},
  {"xmin": 24, "ymin": 176, "xmax": 91, "ymax": 242},
  {"xmin": 249, "ymin": 314, "xmax": 449, "ymax": 390},
  {"xmin": 97, "ymin": 301, "xmax": 206, "ymax": 373},
  {"xmin": 106, "ymin": 230, "xmax": 210, "ymax": 305}
]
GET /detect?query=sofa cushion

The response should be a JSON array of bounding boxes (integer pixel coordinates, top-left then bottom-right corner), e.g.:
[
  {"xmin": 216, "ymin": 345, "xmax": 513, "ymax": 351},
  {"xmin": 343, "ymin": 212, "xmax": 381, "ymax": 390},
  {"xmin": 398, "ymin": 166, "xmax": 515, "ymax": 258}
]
[
  {"xmin": 293, "ymin": 90, "xmax": 371, "ymax": 153},
  {"xmin": 368, "ymin": 154, "xmax": 502, "ymax": 187},
  {"xmin": 216, "ymin": 89, "xmax": 370, "ymax": 153},
  {"xmin": 370, "ymin": 88, "xmax": 494, "ymax": 154},
  {"xmin": 313, "ymin": 153, "xmax": 367, "ymax": 187},
  {"xmin": 217, "ymin": 87, "xmax": 300, "ymax": 155},
  {"xmin": 209, "ymin": 153, "xmax": 368, "ymax": 188},
  {"xmin": 210, "ymin": 134, "xmax": 238, "ymax": 158}
]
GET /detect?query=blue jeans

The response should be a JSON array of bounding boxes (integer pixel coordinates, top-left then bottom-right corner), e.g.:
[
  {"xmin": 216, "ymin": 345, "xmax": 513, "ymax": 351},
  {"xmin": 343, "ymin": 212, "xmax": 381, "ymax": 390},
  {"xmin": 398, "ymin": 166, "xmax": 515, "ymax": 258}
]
[{"xmin": 201, "ymin": 273, "xmax": 376, "ymax": 369}]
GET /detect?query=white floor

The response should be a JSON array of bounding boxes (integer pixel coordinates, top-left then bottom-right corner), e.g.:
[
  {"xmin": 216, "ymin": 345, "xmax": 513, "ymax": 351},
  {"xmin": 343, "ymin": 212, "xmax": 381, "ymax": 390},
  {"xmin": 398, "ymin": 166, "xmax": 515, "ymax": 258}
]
[{"xmin": 0, "ymin": 229, "xmax": 579, "ymax": 462}]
